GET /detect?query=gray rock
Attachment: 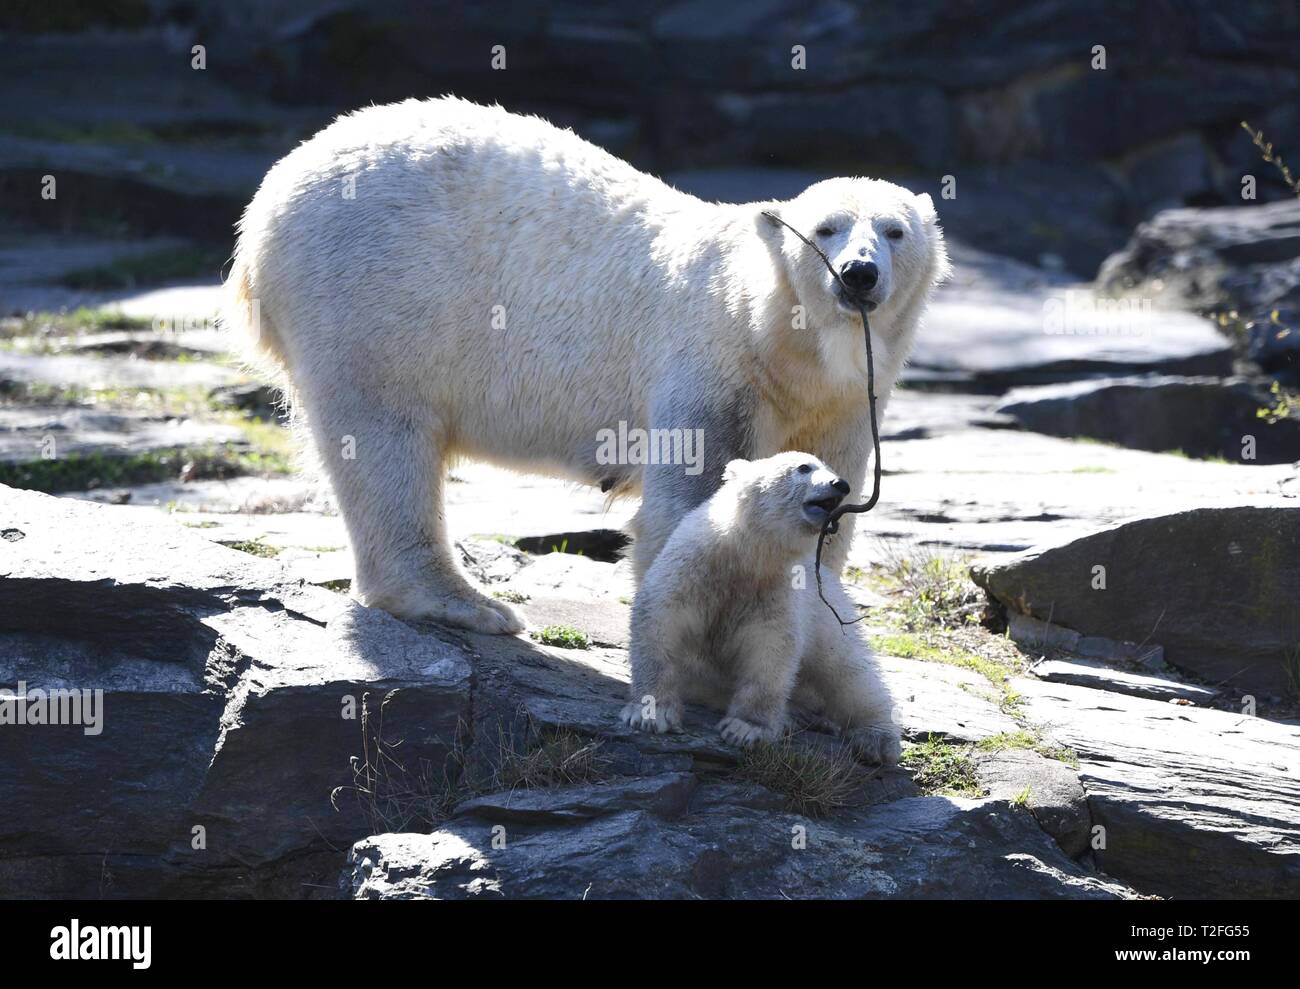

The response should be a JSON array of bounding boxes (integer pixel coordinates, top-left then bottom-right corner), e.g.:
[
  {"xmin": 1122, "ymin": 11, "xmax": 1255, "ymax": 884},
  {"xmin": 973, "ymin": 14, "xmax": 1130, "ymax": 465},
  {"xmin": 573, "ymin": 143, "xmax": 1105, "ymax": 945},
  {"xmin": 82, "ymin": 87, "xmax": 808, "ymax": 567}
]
[
  {"xmin": 0, "ymin": 484, "xmax": 467, "ymax": 897},
  {"xmin": 976, "ymin": 748, "xmax": 1091, "ymax": 858},
  {"xmin": 0, "ymin": 407, "xmax": 245, "ymax": 467},
  {"xmin": 1030, "ymin": 656, "xmax": 1220, "ymax": 705},
  {"xmin": 996, "ymin": 375, "xmax": 1300, "ymax": 464},
  {"xmin": 209, "ymin": 382, "xmax": 285, "ymax": 422},
  {"xmin": 1007, "ymin": 611, "xmax": 1164, "ymax": 668},
  {"xmin": 5, "ymin": 484, "xmax": 1294, "ymax": 900},
  {"xmin": 345, "ymin": 786, "xmax": 1135, "ymax": 900},
  {"xmin": 913, "ymin": 277, "xmax": 1234, "ymax": 389},
  {"xmin": 971, "ymin": 506, "xmax": 1300, "ymax": 697},
  {"xmin": 879, "ymin": 654, "xmax": 1022, "ymax": 743},
  {"xmin": 1015, "ymin": 677, "xmax": 1300, "ymax": 898},
  {"xmin": 1097, "ymin": 200, "xmax": 1300, "ymax": 378},
  {"xmin": 0, "ymin": 350, "xmax": 239, "ymax": 392}
]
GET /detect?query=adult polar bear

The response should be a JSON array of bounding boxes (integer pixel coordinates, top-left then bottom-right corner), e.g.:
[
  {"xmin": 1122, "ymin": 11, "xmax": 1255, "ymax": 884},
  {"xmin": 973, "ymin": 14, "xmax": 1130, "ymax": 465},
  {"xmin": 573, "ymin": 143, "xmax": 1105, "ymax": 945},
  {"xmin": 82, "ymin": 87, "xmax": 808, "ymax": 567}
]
[{"xmin": 225, "ymin": 97, "xmax": 950, "ymax": 635}]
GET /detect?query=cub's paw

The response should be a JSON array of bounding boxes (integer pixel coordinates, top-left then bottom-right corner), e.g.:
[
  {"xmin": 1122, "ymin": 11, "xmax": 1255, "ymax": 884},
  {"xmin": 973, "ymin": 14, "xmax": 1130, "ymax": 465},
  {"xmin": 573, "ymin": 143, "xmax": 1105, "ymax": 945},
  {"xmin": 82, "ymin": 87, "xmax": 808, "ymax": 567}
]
[
  {"xmin": 717, "ymin": 716, "xmax": 778, "ymax": 749},
  {"xmin": 847, "ymin": 725, "xmax": 902, "ymax": 766},
  {"xmin": 620, "ymin": 696, "xmax": 682, "ymax": 734}
]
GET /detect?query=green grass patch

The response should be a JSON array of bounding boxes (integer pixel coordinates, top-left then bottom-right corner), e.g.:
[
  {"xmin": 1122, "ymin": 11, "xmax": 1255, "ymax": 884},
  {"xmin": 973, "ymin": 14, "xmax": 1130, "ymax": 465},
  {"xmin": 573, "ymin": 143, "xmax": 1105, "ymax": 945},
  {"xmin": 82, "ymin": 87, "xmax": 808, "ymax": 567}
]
[
  {"xmin": 221, "ymin": 538, "xmax": 279, "ymax": 558},
  {"xmin": 0, "ymin": 380, "xmax": 217, "ymax": 417},
  {"xmin": 976, "ymin": 729, "xmax": 1079, "ymax": 768},
  {"xmin": 0, "ymin": 308, "xmax": 153, "ymax": 341},
  {"xmin": 530, "ymin": 625, "xmax": 590, "ymax": 650},
  {"xmin": 901, "ymin": 734, "xmax": 983, "ymax": 797},
  {"xmin": 872, "ymin": 631, "xmax": 1023, "ymax": 714},
  {"xmin": 492, "ymin": 588, "xmax": 529, "ymax": 605},
  {"xmin": 0, "ymin": 441, "xmax": 293, "ymax": 494}
]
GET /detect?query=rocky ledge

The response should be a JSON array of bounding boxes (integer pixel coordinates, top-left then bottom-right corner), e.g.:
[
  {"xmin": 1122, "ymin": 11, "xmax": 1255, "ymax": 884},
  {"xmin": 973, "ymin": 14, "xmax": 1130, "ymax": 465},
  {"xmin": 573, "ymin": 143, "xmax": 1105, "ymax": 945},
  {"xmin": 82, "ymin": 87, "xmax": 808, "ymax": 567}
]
[{"xmin": 2, "ymin": 484, "xmax": 1297, "ymax": 899}]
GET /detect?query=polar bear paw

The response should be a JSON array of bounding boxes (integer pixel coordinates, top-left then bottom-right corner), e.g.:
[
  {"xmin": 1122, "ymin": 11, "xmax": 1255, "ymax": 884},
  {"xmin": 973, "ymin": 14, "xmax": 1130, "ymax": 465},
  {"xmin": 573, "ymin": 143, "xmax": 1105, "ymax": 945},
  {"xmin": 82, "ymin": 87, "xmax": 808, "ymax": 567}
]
[
  {"xmin": 620, "ymin": 697, "xmax": 682, "ymax": 734},
  {"xmin": 847, "ymin": 725, "xmax": 902, "ymax": 766},
  {"xmin": 717, "ymin": 716, "xmax": 779, "ymax": 749}
]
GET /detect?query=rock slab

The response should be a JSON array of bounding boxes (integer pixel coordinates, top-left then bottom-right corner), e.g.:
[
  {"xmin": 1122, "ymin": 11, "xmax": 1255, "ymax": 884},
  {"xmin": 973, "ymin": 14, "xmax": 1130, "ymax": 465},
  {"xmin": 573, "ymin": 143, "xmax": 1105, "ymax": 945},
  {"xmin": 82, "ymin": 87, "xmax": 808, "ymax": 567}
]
[{"xmin": 972, "ymin": 506, "xmax": 1300, "ymax": 697}]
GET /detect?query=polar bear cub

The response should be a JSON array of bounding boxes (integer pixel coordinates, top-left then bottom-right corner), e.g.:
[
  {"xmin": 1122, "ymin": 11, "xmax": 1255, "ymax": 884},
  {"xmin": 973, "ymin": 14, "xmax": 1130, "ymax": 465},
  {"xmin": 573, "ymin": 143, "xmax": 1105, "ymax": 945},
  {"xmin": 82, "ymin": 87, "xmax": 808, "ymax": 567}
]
[{"xmin": 621, "ymin": 451, "xmax": 900, "ymax": 763}]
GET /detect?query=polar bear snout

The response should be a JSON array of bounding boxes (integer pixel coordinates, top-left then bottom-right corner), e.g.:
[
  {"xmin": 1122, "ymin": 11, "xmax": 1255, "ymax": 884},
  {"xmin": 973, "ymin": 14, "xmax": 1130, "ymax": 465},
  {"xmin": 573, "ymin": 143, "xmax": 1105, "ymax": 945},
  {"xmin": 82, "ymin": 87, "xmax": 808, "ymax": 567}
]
[
  {"xmin": 801, "ymin": 475, "xmax": 849, "ymax": 525},
  {"xmin": 840, "ymin": 259, "xmax": 878, "ymax": 295},
  {"xmin": 833, "ymin": 260, "xmax": 881, "ymax": 313}
]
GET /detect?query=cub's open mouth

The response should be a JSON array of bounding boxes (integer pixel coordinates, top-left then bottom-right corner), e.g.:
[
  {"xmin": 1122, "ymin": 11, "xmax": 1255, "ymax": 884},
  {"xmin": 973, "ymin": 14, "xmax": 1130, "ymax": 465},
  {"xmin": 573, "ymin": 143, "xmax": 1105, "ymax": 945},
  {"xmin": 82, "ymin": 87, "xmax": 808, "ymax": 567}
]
[{"xmin": 801, "ymin": 494, "xmax": 844, "ymax": 521}]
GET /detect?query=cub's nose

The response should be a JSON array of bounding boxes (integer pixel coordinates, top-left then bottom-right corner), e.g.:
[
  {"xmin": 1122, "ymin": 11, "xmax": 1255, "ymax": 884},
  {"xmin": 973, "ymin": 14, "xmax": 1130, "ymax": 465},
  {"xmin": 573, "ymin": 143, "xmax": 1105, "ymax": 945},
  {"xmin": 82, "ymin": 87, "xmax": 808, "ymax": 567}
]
[
  {"xmin": 831, "ymin": 478, "xmax": 850, "ymax": 495},
  {"xmin": 840, "ymin": 260, "xmax": 878, "ymax": 295}
]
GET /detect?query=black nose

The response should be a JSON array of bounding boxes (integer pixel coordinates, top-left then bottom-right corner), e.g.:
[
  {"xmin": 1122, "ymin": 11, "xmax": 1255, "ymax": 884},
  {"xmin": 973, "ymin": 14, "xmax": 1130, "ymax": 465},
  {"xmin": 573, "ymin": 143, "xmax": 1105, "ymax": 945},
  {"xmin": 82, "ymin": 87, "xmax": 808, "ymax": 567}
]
[
  {"xmin": 831, "ymin": 478, "xmax": 850, "ymax": 495},
  {"xmin": 840, "ymin": 260, "xmax": 878, "ymax": 294}
]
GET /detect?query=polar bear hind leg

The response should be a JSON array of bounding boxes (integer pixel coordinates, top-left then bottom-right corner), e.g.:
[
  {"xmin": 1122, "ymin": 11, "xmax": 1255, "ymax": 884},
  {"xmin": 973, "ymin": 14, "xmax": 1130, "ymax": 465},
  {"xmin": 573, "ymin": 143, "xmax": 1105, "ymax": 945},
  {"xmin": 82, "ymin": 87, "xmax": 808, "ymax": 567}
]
[
  {"xmin": 793, "ymin": 581, "xmax": 901, "ymax": 765},
  {"xmin": 303, "ymin": 380, "xmax": 523, "ymax": 634}
]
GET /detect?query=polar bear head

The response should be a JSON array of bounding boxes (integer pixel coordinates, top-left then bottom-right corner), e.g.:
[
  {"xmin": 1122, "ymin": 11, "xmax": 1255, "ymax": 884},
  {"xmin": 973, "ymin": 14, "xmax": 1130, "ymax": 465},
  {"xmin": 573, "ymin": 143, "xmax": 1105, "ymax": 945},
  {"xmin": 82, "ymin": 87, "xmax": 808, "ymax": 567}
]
[
  {"xmin": 761, "ymin": 177, "xmax": 950, "ymax": 361},
  {"xmin": 720, "ymin": 451, "xmax": 850, "ymax": 545}
]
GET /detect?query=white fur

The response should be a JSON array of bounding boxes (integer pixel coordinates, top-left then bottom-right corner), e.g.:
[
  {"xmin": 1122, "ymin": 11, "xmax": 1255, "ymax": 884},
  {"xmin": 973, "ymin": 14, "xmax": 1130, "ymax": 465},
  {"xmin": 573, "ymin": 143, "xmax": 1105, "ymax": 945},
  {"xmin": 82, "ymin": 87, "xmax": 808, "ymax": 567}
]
[
  {"xmin": 620, "ymin": 452, "xmax": 901, "ymax": 763},
  {"xmin": 223, "ymin": 96, "xmax": 949, "ymax": 634}
]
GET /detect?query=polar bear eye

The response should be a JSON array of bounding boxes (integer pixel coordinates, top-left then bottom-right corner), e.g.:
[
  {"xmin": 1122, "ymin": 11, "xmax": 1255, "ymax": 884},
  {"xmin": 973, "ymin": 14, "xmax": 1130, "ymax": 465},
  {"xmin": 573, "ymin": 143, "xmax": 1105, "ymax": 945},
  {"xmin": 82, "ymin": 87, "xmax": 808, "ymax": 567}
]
[
  {"xmin": 887, "ymin": 228, "xmax": 905, "ymax": 240},
  {"xmin": 815, "ymin": 225, "xmax": 835, "ymax": 238},
  {"xmin": 797, "ymin": 463, "xmax": 813, "ymax": 474}
]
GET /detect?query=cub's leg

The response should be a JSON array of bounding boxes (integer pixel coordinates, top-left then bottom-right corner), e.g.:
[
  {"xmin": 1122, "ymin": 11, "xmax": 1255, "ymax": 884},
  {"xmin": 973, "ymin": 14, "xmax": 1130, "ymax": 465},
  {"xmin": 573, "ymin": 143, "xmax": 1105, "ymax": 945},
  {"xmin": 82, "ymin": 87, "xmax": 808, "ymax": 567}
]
[
  {"xmin": 621, "ymin": 593, "xmax": 687, "ymax": 733},
  {"xmin": 793, "ymin": 578, "xmax": 901, "ymax": 765},
  {"xmin": 717, "ymin": 617, "xmax": 800, "ymax": 749},
  {"xmin": 306, "ymin": 386, "xmax": 523, "ymax": 634}
]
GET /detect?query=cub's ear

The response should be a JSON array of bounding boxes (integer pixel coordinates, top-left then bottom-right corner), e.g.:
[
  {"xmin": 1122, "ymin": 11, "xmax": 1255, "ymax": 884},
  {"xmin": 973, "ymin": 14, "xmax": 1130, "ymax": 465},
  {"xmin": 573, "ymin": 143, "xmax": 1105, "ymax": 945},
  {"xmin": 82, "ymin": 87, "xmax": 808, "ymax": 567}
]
[
  {"xmin": 915, "ymin": 192, "xmax": 938, "ymax": 224},
  {"xmin": 722, "ymin": 459, "xmax": 751, "ymax": 483},
  {"xmin": 758, "ymin": 207, "xmax": 787, "ymax": 236}
]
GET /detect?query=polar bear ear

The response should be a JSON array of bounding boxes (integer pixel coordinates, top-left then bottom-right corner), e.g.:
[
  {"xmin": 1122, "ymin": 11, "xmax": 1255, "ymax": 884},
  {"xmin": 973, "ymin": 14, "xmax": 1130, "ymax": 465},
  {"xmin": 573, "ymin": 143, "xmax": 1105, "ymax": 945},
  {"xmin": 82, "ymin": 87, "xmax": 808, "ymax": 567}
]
[
  {"xmin": 915, "ymin": 192, "xmax": 938, "ymax": 224},
  {"xmin": 723, "ymin": 459, "xmax": 751, "ymax": 483}
]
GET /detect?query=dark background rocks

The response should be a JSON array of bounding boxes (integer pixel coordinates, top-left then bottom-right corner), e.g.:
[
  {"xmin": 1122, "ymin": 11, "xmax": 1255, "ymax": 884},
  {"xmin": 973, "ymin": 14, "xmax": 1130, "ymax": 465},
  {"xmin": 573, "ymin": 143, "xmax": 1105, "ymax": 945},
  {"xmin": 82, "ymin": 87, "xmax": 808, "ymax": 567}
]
[{"xmin": 3, "ymin": 1, "xmax": 1300, "ymax": 276}]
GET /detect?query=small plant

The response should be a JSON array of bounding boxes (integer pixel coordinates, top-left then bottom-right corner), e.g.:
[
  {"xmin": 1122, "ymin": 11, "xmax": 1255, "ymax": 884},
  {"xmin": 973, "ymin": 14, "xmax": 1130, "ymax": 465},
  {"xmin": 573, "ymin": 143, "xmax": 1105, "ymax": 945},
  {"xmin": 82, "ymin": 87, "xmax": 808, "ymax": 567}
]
[
  {"xmin": 221, "ymin": 538, "xmax": 279, "ymax": 558},
  {"xmin": 1284, "ymin": 645, "xmax": 1300, "ymax": 701},
  {"xmin": 489, "ymin": 725, "xmax": 612, "ymax": 792},
  {"xmin": 878, "ymin": 546, "xmax": 982, "ymax": 629},
  {"xmin": 1010, "ymin": 785, "xmax": 1033, "ymax": 808},
  {"xmin": 492, "ymin": 588, "xmax": 529, "ymax": 604},
  {"xmin": 1242, "ymin": 121, "xmax": 1300, "ymax": 197},
  {"xmin": 332, "ymin": 693, "xmax": 468, "ymax": 834},
  {"xmin": 531, "ymin": 624, "xmax": 590, "ymax": 649},
  {"xmin": 333, "ymin": 701, "xmax": 612, "ymax": 836},
  {"xmin": 901, "ymin": 734, "xmax": 983, "ymax": 797},
  {"xmin": 735, "ymin": 734, "xmax": 862, "ymax": 817},
  {"xmin": 1258, "ymin": 378, "xmax": 1296, "ymax": 425}
]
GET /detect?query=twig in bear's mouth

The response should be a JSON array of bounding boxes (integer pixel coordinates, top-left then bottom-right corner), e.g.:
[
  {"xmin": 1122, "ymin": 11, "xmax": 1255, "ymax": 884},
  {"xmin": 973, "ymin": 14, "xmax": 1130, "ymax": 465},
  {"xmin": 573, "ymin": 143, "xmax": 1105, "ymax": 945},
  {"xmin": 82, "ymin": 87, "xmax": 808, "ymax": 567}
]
[{"xmin": 761, "ymin": 210, "xmax": 882, "ymax": 627}]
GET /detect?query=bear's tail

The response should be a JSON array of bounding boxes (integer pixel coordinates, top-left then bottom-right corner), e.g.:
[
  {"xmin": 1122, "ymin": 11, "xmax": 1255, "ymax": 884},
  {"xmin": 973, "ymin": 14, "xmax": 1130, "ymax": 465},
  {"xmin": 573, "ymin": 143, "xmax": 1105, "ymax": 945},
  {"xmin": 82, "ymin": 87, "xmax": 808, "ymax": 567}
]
[{"xmin": 220, "ymin": 248, "xmax": 288, "ymax": 376}]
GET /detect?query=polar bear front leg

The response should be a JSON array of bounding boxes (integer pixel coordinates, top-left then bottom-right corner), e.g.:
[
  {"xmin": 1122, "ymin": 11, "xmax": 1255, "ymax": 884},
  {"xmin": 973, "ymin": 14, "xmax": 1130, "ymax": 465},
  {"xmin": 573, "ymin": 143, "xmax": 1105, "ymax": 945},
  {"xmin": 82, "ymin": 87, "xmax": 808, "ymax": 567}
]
[
  {"xmin": 308, "ymin": 393, "xmax": 524, "ymax": 635},
  {"xmin": 621, "ymin": 634, "xmax": 685, "ymax": 734},
  {"xmin": 717, "ymin": 619, "xmax": 799, "ymax": 749}
]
